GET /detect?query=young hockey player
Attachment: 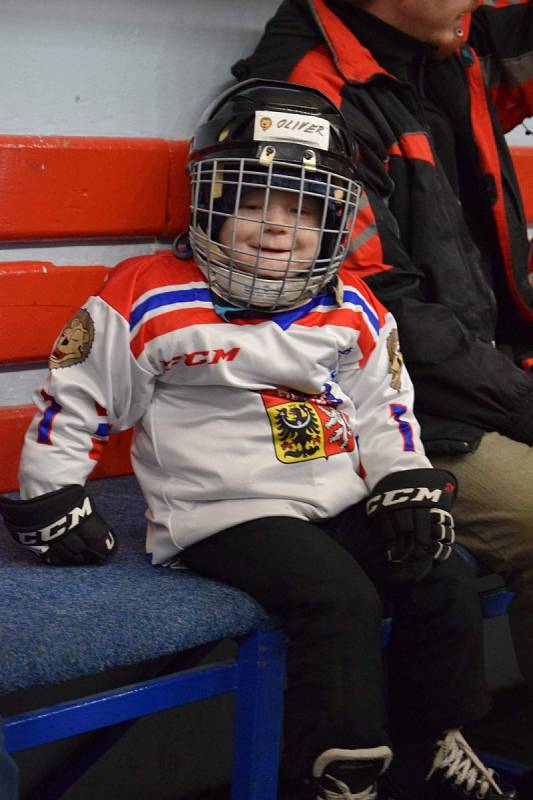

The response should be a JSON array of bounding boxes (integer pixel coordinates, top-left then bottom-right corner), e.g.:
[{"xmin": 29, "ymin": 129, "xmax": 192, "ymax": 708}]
[{"xmin": 0, "ymin": 81, "xmax": 515, "ymax": 800}]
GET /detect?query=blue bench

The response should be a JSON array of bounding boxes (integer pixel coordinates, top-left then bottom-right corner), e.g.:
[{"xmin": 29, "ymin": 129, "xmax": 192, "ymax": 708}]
[{"xmin": 0, "ymin": 475, "xmax": 286, "ymax": 800}]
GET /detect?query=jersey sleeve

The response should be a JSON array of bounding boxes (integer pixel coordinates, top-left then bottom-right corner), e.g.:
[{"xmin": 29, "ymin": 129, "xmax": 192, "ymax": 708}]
[
  {"xmin": 18, "ymin": 293, "xmax": 155, "ymax": 498},
  {"xmin": 336, "ymin": 282, "xmax": 432, "ymax": 491}
]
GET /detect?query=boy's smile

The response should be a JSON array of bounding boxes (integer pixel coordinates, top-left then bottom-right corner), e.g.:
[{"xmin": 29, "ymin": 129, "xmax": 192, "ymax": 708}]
[{"xmin": 218, "ymin": 187, "xmax": 323, "ymax": 278}]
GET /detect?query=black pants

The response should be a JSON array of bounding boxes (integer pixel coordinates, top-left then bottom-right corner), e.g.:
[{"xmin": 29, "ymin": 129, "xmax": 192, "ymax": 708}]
[{"xmin": 181, "ymin": 504, "xmax": 491, "ymax": 781}]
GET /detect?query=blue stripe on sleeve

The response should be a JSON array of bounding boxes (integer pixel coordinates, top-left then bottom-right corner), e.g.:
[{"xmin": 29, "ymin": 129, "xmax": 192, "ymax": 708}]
[
  {"xmin": 37, "ymin": 396, "xmax": 63, "ymax": 445},
  {"xmin": 390, "ymin": 403, "xmax": 415, "ymax": 452}
]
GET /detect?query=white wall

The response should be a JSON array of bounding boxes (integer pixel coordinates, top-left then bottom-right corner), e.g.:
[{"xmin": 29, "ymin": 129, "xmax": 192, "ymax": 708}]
[
  {"xmin": 1, "ymin": 0, "xmax": 277, "ymax": 139},
  {"xmin": 508, "ymin": 126, "xmax": 533, "ymax": 146}
]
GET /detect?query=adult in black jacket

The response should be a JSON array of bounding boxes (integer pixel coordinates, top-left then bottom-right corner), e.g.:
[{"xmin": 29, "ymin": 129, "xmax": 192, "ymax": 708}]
[{"xmin": 233, "ymin": 0, "xmax": 533, "ymax": 692}]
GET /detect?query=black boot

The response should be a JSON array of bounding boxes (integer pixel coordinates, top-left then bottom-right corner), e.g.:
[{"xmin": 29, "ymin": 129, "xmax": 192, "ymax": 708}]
[{"xmin": 379, "ymin": 728, "xmax": 516, "ymax": 799}]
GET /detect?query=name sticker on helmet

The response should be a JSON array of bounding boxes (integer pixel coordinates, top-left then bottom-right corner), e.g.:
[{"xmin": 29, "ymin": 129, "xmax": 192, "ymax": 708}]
[{"xmin": 254, "ymin": 110, "xmax": 331, "ymax": 150}]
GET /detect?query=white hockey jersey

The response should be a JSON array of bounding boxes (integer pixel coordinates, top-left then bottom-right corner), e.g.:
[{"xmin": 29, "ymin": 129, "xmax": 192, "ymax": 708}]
[{"xmin": 19, "ymin": 251, "xmax": 431, "ymax": 563}]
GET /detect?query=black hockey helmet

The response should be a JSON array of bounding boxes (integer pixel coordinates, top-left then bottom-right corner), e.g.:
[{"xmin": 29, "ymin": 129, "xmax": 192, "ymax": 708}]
[{"xmin": 186, "ymin": 79, "xmax": 362, "ymax": 311}]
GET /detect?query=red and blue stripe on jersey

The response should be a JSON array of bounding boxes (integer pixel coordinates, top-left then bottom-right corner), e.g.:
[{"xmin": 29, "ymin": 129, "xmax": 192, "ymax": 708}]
[{"xmin": 99, "ymin": 252, "xmax": 388, "ymax": 367}]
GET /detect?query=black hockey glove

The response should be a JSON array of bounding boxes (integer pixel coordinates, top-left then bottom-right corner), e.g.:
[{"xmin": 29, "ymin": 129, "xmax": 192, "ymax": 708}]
[
  {"xmin": 366, "ymin": 469, "xmax": 457, "ymax": 586},
  {"xmin": 0, "ymin": 484, "xmax": 117, "ymax": 565}
]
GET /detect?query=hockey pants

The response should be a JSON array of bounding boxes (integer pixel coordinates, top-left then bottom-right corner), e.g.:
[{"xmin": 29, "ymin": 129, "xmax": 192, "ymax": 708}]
[{"xmin": 180, "ymin": 504, "xmax": 492, "ymax": 782}]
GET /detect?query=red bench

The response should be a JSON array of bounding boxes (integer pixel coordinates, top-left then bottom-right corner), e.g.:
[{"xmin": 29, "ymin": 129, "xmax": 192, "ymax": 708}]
[
  {"xmin": 0, "ymin": 136, "xmax": 531, "ymax": 493},
  {"xmin": 0, "ymin": 135, "xmax": 192, "ymax": 492}
]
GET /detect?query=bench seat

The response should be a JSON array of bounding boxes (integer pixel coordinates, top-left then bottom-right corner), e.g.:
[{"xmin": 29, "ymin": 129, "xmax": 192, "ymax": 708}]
[
  {"xmin": 0, "ymin": 473, "xmax": 516, "ymax": 694},
  {"xmin": 0, "ymin": 476, "xmax": 271, "ymax": 695}
]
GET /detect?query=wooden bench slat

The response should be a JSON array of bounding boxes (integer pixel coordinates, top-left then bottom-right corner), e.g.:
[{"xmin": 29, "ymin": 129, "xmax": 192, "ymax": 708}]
[
  {"xmin": 166, "ymin": 139, "xmax": 192, "ymax": 236},
  {"xmin": 0, "ymin": 263, "xmax": 110, "ymax": 364},
  {"xmin": 0, "ymin": 136, "xmax": 190, "ymax": 240},
  {"xmin": 0, "ymin": 136, "xmax": 527, "ymax": 243}
]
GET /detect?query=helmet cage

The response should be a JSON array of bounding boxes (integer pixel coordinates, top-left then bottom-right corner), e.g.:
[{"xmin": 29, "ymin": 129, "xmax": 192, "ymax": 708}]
[
  {"xmin": 189, "ymin": 154, "xmax": 361, "ymax": 311},
  {"xmin": 187, "ymin": 79, "xmax": 362, "ymax": 312}
]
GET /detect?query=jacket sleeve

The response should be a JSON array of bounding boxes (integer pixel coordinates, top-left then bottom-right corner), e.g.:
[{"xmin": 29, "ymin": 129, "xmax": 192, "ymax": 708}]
[
  {"xmin": 468, "ymin": 0, "xmax": 533, "ymax": 131},
  {"xmin": 343, "ymin": 181, "xmax": 533, "ymax": 447},
  {"xmin": 18, "ymin": 294, "xmax": 156, "ymax": 499},
  {"xmin": 336, "ymin": 302, "xmax": 432, "ymax": 491}
]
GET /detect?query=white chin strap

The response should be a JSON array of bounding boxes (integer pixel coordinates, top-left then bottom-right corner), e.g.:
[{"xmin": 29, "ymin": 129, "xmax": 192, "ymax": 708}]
[
  {"xmin": 191, "ymin": 225, "xmax": 333, "ymax": 311},
  {"xmin": 209, "ymin": 263, "xmax": 321, "ymax": 310}
]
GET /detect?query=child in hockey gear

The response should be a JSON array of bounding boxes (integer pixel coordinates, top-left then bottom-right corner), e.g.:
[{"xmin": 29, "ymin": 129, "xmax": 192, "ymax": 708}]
[{"xmin": 0, "ymin": 81, "xmax": 515, "ymax": 800}]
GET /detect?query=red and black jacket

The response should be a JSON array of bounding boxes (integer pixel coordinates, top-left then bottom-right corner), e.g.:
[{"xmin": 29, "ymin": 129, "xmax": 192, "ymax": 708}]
[{"xmin": 233, "ymin": 0, "xmax": 533, "ymax": 454}]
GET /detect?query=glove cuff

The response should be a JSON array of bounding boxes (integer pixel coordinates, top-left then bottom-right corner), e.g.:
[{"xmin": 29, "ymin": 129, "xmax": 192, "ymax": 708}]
[
  {"xmin": 0, "ymin": 485, "xmax": 93, "ymax": 547},
  {"xmin": 366, "ymin": 468, "xmax": 457, "ymax": 517}
]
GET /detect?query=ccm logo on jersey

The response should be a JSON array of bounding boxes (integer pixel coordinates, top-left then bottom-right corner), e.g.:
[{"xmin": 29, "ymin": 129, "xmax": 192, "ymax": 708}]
[
  {"xmin": 163, "ymin": 347, "xmax": 240, "ymax": 370},
  {"xmin": 14, "ymin": 496, "xmax": 94, "ymax": 546},
  {"xmin": 366, "ymin": 487, "xmax": 443, "ymax": 515}
]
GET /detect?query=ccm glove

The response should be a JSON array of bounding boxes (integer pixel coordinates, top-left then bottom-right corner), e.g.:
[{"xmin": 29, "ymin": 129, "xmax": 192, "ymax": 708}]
[
  {"xmin": 0, "ymin": 484, "xmax": 117, "ymax": 565},
  {"xmin": 366, "ymin": 468, "xmax": 457, "ymax": 585}
]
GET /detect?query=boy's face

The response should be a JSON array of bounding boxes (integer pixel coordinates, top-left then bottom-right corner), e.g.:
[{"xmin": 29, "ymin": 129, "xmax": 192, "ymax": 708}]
[{"xmin": 218, "ymin": 187, "xmax": 322, "ymax": 278}]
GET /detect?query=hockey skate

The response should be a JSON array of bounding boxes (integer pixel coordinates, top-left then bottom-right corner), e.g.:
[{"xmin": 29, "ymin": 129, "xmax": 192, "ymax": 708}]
[
  {"xmin": 379, "ymin": 728, "xmax": 517, "ymax": 799},
  {"xmin": 312, "ymin": 745, "xmax": 393, "ymax": 800}
]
